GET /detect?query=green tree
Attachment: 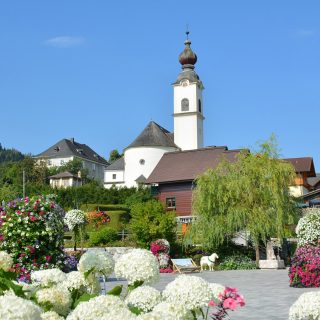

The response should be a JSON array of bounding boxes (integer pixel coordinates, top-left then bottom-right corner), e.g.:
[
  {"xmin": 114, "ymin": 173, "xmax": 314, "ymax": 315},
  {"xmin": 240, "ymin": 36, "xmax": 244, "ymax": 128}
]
[
  {"xmin": 129, "ymin": 200, "xmax": 177, "ymax": 248},
  {"xmin": 108, "ymin": 149, "xmax": 121, "ymax": 163},
  {"xmin": 190, "ymin": 136, "xmax": 297, "ymax": 264}
]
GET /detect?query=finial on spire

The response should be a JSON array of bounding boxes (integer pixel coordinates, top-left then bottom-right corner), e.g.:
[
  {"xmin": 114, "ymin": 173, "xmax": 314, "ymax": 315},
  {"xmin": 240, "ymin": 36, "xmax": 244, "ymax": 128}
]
[
  {"xmin": 186, "ymin": 24, "xmax": 189, "ymax": 40},
  {"xmin": 178, "ymin": 28, "xmax": 197, "ymax": 68}
]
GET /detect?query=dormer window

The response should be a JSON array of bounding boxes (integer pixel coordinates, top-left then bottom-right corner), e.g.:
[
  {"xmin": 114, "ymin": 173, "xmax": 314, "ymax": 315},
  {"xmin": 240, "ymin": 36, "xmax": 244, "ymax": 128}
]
[
  {"xmin": 181, "ymin": 98, "xmax": 189, "ymax": 112},
  {"xmin": 54, "ymin": 146, "xmax": 60, "ymax": 152}
]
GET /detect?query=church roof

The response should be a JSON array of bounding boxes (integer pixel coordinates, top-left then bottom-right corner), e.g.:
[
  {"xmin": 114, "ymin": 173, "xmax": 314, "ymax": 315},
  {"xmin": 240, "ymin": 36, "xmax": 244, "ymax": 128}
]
[
  {"xmin": 135, "ymin": 174, "xmax": 147, "ymax": 183},
  {"xmin": 105, "ymin": 157, "xmax": 124, "ymax": 171},
  {"xmin": 147, "ymin": 147, "xmax": 242, "ymax": 183},
  {"xmin": 125, "ymin": 121, "xmax": 178, "ymax": 150},
  {"xmin": 35, "ymin": 138, "xmax": 109, "ymax": 166}
]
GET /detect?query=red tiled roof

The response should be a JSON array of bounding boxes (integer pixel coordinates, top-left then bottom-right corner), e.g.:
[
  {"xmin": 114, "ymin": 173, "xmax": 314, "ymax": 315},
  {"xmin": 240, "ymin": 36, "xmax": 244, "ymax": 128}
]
[
  {"xmin": 284, "ymin": 157, "xmax": 316, "ymax": 177},
  {"xmin": 146, "ymin": 147, "xmax": 243, "ymax": 184}
]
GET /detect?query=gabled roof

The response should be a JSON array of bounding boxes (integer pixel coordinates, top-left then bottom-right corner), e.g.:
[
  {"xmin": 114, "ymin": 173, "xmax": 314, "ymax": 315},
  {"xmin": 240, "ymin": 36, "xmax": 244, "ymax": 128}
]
[
  {"xmin": 105, "ymin": 157, "xmax": 124, "ymax": 171},
  {"xmin": 49, "ymin": 171, "xmax": 80, "ymax": 179},
  {"xmin": 135, "ymin": 174, "xmax": 147, "ymax": 183},
  {"xmin": 307, "ymin": 174, "xmax": 320, "ymax": 187},
  {"xmin": 147, "ymin": 147, "xmax": 242, "ymax": 184},
  {"xmin": 36, "ymin": 138, "xmax": 109, "ymax": 166},
  {"xmin": 284, "ymin": 157, "xmax": 316, "ymax": 177},
  {"xmin": 125, "ymin": 121, "xmax": 179, "ymax": 150}
]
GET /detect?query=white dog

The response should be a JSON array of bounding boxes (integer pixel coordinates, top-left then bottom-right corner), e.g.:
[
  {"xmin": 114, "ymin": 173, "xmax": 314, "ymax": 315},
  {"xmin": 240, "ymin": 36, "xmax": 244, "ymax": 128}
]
[{"xmin": 200, "ymin": 253, "xmax": 219, "ymax": 271}]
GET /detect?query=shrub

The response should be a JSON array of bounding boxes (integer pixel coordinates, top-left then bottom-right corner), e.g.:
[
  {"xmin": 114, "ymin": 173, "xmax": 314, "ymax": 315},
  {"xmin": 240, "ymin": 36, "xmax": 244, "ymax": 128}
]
[
  {"xmin": 129, "ymin": 200, "xmax": 177, "ymax": 248},
  {"xmin": 0, "ymin": 195, "xmax": 65, "ymax": 281},
  {"xmin": 218, "ymin": 255, "xmax": 256, "ymax": 270},
  {"xmin": 289, "ymin": 245, "xmax": 320, "ymax": 287},
  {"xmin": 80, "ymin": 204, "xmax": 129, "ymax": 212},
  {"xmin": 86, "ymin": 211, "xmax": 111, "ymax": 229},
  {"xmin": 89, "ymin": 228, "xmax": 118, "ymax": 246},
  {"xmin": 296, "ymin": 208, "xmax": 320, "ymax": 247}
]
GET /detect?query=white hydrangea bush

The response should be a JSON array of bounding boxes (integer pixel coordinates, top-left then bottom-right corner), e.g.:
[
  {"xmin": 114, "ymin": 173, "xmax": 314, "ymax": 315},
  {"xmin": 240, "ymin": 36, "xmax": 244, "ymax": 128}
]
[
  {"xmin": 31, "ymin": 268, "xmax": 67, "ymax": 287},
  {"xmin": 0, "ymin": 295, "xmax": 43, "ymax": 320},
  {"xmin": 41, "ymin": 311, "xmax": 65, "ymax": 320},
  {"xmin": 78, "ymin": 250, "xmax": 114, "ymax": 277},
  {"xmin": 66, "ymin": 295, "xmax": 136, "ymax": 320},
  {"xmin": 64, "ymin": 209, "xmax": 86, "ymax": 231},
  {"xmin": 125, "ymin": 286, "xmax": 161, "ymax": 312},
  {"xmin": 146, "ymin": 302, "xmax": 193, "ymax": 320},
  {"xmin": 0, "ymin": 250, "xmax": 13, "ymax": 271},
  {"xmin": 115, "ymin": 249, "xmax": 159, "ymax": 284},
  {"xmin": 289, "ymin": 291, "xmax": 320, "ymax": 320},
  {"xmin": 36, "ymin": 287, "xmax": 72, "ymax": 316},
  {"xmin": 296, "ymin": 208, "xmax": 320, "ymax": 246},
  {"xmin": 162, "ymin": 275, "xmax": 212, "ymax": 311},
  {"xmin": 209, "ymin": 282, "xmax": 225, "ymax": 301}
]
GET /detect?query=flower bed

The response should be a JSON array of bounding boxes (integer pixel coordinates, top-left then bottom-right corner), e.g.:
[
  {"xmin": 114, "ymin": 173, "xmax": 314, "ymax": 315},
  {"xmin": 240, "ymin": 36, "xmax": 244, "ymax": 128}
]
[
  {"xmin": 0, "ymin": 196, "xmax": 65, "ymax": 281},
  {"xmin": 289, "ymin": 245, "xmax": 320, "ymax": 287},
  {"xmin": 0, "ymin": 248, "xmax": 245, "ymax": 319},
  {"xmin": 150, "ymin": 239, "xmax": 173, "ymax": 273}
]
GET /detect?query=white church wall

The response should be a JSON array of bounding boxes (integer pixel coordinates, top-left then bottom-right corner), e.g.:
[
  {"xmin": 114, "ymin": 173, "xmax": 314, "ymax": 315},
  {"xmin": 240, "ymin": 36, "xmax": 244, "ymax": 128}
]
[
  {"xmin": 124, "ymin": 146, "xmax": 178, "ymax": 188},
  {"xmin": 174, "ymin": 115, "xmax": 200, "ymax": 150}
]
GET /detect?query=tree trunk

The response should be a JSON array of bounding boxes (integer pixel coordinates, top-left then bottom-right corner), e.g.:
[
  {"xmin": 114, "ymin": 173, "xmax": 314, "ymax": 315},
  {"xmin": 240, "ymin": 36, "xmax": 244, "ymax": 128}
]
[{"xmin": 255, "ymin": 245, "xmax": 260, "ymax": 267}]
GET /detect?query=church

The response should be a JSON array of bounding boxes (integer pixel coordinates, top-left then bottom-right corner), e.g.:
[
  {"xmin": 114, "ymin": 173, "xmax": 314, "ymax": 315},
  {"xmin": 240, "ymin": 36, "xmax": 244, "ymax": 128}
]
[{"xmin": 104, "ymin": 32, "xmax": 208, "ymax": 189}]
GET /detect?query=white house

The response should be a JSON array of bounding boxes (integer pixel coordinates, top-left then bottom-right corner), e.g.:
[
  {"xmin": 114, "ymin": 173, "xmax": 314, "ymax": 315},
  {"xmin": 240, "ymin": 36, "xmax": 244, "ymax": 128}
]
[
  {"xmin": 35, "ymin": 138, "xmax": 109, "ymax": 184},
  {"xmin": 49, "ymin": 171, "xmax": 82, "ymax": 188}
]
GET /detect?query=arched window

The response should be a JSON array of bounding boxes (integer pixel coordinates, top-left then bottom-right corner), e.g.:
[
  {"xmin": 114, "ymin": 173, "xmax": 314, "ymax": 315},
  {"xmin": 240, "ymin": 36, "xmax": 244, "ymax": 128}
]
[
  {"xmin": 181, "ymin": 98, "xmax": 189, "ymax": 111},
  {"xmin": 198, "ymin": 99, "xmax": 202, "ymax": 113}
]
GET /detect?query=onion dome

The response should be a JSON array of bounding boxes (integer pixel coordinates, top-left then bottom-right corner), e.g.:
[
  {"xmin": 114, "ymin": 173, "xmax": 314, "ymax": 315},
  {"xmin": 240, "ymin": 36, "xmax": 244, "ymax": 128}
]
[{"xmin": 178, "ymin": 31, "xmax": 197, "ymax": 69}]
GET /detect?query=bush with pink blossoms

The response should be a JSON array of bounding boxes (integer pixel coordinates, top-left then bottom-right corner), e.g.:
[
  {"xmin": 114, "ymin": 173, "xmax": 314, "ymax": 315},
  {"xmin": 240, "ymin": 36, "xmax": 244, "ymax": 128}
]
[
  {"xmin": 209, "ymin": 287, "xmax": 245, "ymax": 320},
  {"xmin": 150, "ymin": 239, "xmax": 173, "ymax": 273},
  {"xmin": 289, "ymin": 245, "xmax": 320, "ymax": 287},
  {"xmin": 0, "ymin": 196, "xmax": 65, "ymax": 281}
]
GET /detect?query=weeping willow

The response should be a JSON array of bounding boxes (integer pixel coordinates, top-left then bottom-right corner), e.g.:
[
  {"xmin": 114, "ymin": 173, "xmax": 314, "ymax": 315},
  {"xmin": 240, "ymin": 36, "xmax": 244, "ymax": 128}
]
[{"xmin": 189, "ymin": 137, "xmax": 297, "ymax": 263}]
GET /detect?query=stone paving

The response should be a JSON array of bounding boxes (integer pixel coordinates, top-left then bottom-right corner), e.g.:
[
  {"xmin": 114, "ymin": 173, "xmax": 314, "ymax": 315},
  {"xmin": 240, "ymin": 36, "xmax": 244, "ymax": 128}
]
[{"xmin": 104, "ymin": 269, "xmax": 319, "ymax": 320}]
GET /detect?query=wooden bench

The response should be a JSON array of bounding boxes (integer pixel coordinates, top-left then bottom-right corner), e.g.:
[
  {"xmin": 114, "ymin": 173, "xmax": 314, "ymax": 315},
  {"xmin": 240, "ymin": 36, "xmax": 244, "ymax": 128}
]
[{"xmin": 171, "ymin": 258, "xmax": 200, "ymax": 273}]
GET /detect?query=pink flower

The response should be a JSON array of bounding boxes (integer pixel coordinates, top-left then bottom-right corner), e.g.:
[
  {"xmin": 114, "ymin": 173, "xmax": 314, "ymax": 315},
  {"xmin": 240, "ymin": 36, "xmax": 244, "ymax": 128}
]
[
  {"xmin": 30, "ymin": 216, "xmax": 37, "ymax": 222},
  {"xmin": 236, "ymin": 295, "xmax": 245, "ymax": 307},
  {"xmin": 24, "ymin": 197, "xmax": 29, "ymax": 203},
  {"xmin": 45, "ymin": 256, "xmax": 52, "ymax": 262},
  {"xmin": 223, "ymin": 298, "xmax": 237, "ymax": 310},
  {"xmin": 208, "ymin": 300, "xmax": 216, "ymax": 307}
]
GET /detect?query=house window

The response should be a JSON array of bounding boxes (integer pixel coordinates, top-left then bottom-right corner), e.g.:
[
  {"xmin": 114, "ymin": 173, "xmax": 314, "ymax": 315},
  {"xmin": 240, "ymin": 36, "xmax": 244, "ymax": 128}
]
[
  {"xmin": 198, "ymin": 99, "xmax": 202, "ymax": 113},
  {"xmin": 181, "ymin": 98, "xmax": 189, "ymax": 111},
  {"xmin": 60, "ymin": 160, "xmax": 65, "ymax": 165},
  {"xmin": 93, "ymin": 163, "xmax": 96, "ymax": 171},
  {"xmin": 47, "ymin": 160, "xmax": 52, "ymax": 166},
  {"xmin": 166, "ymin": 197, "xmax": 176, "ymax": 209},
  {"xmin": 112, "ymin": 174, "xmax": 116, "ymax": 180}
]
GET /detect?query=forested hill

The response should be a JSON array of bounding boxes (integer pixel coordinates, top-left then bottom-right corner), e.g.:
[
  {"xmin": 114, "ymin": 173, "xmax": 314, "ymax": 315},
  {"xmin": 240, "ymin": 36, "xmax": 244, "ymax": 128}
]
[{"xmin": 0, "ymin": 143, "xmax": 24, "ymax": 163}]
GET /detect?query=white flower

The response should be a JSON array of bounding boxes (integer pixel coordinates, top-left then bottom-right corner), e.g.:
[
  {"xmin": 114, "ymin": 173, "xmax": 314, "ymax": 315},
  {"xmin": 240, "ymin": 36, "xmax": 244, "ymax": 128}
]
[
  {"xmin": 41, "ymin": 311, "xmax": 64, "ymax": 320},
  {"xmin": 125, "ymin": 286, "xmax": 161, "ymax": 312},
  {"xmin": 31, "ymin": 268, "xmax": 67, "ymax": 287},
  {"xmin": 64, "ymin": 209, "xmax": 86, "ymax": 231},
  {"xmin": 209, "ymin": 283, "xmax": 225, "ymax": 301},
  {"xmin": 145, "ymin": 302, "xmax": 193, "ymax": 320},
  {"xmin": 162, "ymin": 275, "xmax": 212, "ymax": 311},
  {"xmin": 66, "ymin": 295, "xmax": 136, "ymax": 320},
  {"xmin": 60, "ymin": 271, "xmax": 87, "ymax": 291},
  {"xmin": 289, "ymin": 292, "xmax": 320, "ymax": 320},
  {"xmin": 115, "ymin": 249, "xmax": 159, "ymax": 285},
  {"xmin": 0, "ymin": 295, "xmax": 42, "ymax": 320},
  {"xmin": 157, "ymin": 253, "xmax": 170, "ymax": 268},
  {"xmin": 296, "ymin": 208, "xmax": 320, "ymax": 246},
  {"xmin": 0, "ymin": 251, "xmax": 13, "ymax": 271},
  {"xmin": 36, "ymin": 287, "xmax": 72, "ymax": 316},
  {"xmin": 78, "ymin": 250, "xmax": 114, "ymax": 277}
]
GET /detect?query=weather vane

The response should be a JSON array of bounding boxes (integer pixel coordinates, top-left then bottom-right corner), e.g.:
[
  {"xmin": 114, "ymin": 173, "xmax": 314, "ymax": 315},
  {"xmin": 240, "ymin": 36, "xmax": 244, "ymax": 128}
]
[{"xmin": 186, "ymin": 23, "xmax": 189, "ymax": 39}]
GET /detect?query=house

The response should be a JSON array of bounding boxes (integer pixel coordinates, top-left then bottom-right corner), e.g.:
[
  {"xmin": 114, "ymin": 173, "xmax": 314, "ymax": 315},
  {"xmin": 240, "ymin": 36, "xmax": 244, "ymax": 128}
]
[
  {"xmin": 35, "ymin": 138, "xmax": 109, "ymax": 184},
  {"xmin": 49, "ymin": 171, "xmax": 82, "ymax": 188},
  {"xmin": 146, "ymin": 146, "xmax": 242, "ymax": 223},
  {"xmin": 104, "ymin": 32, "xmax": 204, "ymax": 188},
  {"xmin": 284, "ymin": 157, "xmax": 316, "ymax": 197}
]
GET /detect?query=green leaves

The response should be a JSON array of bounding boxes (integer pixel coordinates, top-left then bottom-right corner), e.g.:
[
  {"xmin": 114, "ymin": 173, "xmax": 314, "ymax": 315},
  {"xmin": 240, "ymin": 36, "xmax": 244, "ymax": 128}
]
[
  {"xmin": 127, "ymin": 280, "xmax": 144, "ymax": 292},
  {"xmin": 0, "ymin": 270, "xmax": 25, "ymax": 297},
  {"xmin": 107, "ymin": 285, "xmax": 123, "ymax": 296},
  {"xmin": 73, "ymin": 293, "xmax": 98, "ymax": 308}
]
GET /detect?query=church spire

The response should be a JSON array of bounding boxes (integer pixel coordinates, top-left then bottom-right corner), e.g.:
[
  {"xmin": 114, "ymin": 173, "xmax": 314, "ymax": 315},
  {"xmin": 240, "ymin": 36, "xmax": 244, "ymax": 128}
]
[{"xmin": 178, "ymin": 31, "xmax": 197, "ymax": 69}]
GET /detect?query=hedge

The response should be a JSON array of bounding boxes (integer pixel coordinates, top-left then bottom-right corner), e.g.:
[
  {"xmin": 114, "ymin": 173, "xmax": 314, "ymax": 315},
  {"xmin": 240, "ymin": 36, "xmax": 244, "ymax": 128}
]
[{"xmin": 80, "ymin": 203, "xmax": 130, "ymax": 212}]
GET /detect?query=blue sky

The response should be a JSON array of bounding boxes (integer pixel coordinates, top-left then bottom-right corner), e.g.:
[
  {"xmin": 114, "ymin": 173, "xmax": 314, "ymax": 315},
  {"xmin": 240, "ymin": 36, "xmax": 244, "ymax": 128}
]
[{"xmin": 0, "ymin": 1, "xmax": 319, "ymax": 167}]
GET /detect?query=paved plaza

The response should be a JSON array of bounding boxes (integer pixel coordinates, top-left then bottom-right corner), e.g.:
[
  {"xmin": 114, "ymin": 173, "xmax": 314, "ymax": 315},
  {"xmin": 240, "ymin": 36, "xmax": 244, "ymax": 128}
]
[{"xmin": 104, "ymin": 269, "xmax": 319, "ymax": 320}]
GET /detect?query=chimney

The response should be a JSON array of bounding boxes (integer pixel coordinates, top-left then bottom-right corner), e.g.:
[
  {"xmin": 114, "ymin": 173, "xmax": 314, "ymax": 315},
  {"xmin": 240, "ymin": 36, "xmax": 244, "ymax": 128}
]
[{"xmin": 70, "ymin": 138, "xmax": 75, "ymax": 144}]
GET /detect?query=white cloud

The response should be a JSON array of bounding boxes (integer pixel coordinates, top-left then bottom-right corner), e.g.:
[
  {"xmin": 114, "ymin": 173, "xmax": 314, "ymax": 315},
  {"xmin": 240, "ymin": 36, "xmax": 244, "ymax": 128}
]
[
  {"xmin": 296, "ymin": 29, "xmax": 316, "ymax": 37},
  {"xmin": 44, "ymin": 36, "xmax": 85, "ymax": 48}
]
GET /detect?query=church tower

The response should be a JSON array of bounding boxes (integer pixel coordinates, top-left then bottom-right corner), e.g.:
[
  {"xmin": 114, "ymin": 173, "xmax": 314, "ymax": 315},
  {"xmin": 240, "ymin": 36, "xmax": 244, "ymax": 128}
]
[{"xmin": 173, "ymin": 32, "xmax": 204, "ymax": 151}]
